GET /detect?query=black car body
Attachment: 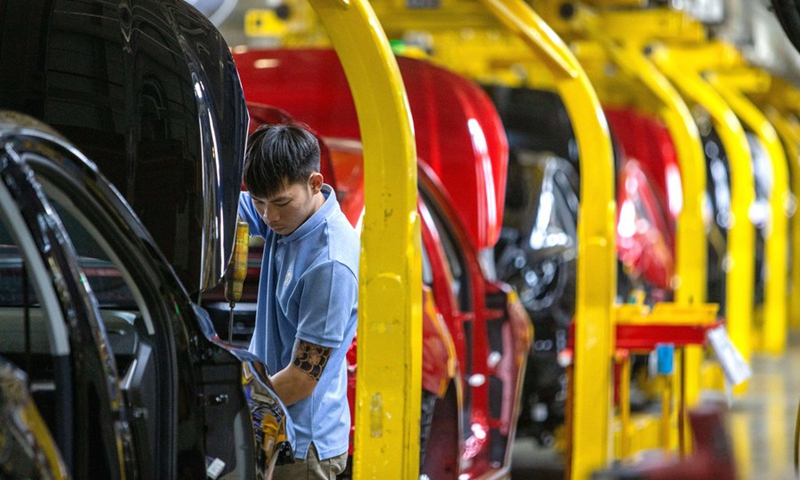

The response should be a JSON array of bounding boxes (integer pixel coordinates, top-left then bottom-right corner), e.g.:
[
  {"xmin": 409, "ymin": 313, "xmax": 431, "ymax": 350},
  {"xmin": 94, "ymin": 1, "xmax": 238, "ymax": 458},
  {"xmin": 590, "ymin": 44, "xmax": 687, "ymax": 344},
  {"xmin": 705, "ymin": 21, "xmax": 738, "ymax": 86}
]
[
  {"xmin": 0, "ymin": 0, "xmax": 245, "ymax": 296},
  {"xmin": 701, "ymin": 126, "xmax": 733, "ymax": 311},
  {"xmin": 0, "ymin": 0, "xmax": 293, "ymax": 477},
  {"xmin": 700, "ymin": 126, "xmax": 770, "ymax": 319},
  {"xmin": 484, "ymin": 86, "xmax": 579, "ymax": 444},
  {"xmin": 0, "ymin": 111, "xmax": 293, "ymax": 479}
]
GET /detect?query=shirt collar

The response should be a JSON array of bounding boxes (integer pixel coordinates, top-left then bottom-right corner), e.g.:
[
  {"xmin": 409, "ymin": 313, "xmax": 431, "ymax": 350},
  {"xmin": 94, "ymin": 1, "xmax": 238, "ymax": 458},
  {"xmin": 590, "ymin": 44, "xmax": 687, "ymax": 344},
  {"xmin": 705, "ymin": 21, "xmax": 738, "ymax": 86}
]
[{"xmin": 277, "ymin": 184, "xmax": 337, "ymax": 244}]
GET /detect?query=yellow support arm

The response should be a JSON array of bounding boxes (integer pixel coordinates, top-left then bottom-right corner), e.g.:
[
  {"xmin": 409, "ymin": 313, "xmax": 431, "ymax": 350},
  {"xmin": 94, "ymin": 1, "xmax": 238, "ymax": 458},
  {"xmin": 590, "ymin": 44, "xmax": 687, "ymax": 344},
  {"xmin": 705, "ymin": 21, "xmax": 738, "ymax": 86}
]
[
  {"xmin": 763, "ymin": 107, "xmax": 800, "ymax": 329},
  {"xmin": 709, "ymin": 72, "xmax": 790, "ymax": 355},
  {"xmin": 581, "ymin": 32, "xmax": 709, "ymax": 310},
  {"xmin": 305, "ymin": 0, "xmax": 421, "ymax": 478},
  {"xmin": 565, "ymin": 5, "xmax": 710, "ymax": 412},
  {"xmin": 650, "ymin": 44, "xmax": 756, "ymax": 366},
  {"xmin": 368, "ymin": 1, "xmax": 616, "ymax": 475},
  {"xmin": 761, "ymin": 78, "xmax": 800, "ymax": 329},
  {"xmin": 608, "ymin": 45, "xmax": 709, "ymax": 415},
  {"xmin": 477, "ymin": 0, "xmax": 580, "ymax": 77},
  {"xmin": 475, "ymin": 2, "xmax": 616, "ymax": 478}
]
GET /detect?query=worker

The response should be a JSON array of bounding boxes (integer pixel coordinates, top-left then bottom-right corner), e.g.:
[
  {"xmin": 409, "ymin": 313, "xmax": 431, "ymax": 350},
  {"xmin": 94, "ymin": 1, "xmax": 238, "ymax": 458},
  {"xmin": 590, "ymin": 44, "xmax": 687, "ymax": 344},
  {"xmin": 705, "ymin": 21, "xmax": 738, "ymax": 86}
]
[{"xmin": 238, "ymin": 123, "xmax": 358, "ymax": 479}]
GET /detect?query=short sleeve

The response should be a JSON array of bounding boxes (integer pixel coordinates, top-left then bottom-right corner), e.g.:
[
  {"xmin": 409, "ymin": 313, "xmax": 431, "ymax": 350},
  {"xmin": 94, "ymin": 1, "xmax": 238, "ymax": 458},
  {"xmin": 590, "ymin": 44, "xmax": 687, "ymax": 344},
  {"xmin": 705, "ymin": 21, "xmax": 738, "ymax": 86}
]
[
  {"xmin": 238, "ymin": 192, "xmax": 268, "ymax": 238},
  {"xmin": 296, "ymin": 261, "xmax": 358, "ymax": 348}
]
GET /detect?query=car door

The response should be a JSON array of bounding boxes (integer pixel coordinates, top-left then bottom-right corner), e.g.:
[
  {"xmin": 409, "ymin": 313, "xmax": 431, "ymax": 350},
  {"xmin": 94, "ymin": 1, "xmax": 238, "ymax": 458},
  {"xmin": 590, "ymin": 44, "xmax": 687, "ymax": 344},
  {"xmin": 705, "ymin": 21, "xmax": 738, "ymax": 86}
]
[
  {"xmin": 0, "ymin": 112, "xmax": 292, "ymax": 479},
  {"xmin": 0, "ymin": 114, "xmax": 132, "ymax": 479}
]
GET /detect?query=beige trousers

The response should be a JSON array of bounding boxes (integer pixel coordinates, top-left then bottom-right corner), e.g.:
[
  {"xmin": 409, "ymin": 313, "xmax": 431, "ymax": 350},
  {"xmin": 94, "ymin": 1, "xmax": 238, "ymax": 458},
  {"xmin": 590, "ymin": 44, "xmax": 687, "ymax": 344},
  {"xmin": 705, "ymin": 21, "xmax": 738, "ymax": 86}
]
[{"xmin": 273, "ymin": 443, "xmax": 347, "ymax": 480}]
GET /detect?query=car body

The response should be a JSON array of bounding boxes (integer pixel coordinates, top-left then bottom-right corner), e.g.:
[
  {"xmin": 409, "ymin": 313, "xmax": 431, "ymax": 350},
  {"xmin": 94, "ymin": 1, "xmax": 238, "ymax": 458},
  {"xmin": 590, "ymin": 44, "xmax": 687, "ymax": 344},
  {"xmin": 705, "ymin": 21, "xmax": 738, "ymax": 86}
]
[
  {"xmin": 695, "ymin": 126, "xmax": 733, "ymax": 309},
  {"xmin": 234, "ymin": 48, "xmax": 532, "ymax": 479},
  {"xmin": 605, "ymin": 108, "xmax": 679, "ymax": 300},
  {"xmin": 484, "ymin": 87, "xmax": 679, "ymax": 442},
  {"xmin": 0, "ymin": 0, "xmax": 295, "ymax": 477},
  {"xmin": 0, "ymin": 111, "xmax": 294, "ymax": 479},
  {"xmin": 0, "ymin": 0, "xmax": 245, "ymax": 296}
]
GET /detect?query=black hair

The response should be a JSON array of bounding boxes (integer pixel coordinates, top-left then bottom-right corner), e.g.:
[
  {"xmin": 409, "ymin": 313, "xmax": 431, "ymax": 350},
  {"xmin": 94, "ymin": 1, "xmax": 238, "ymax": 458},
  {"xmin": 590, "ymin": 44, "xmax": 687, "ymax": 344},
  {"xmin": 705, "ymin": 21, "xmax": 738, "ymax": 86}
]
[{"xmin": 243, "ymin": 123, "xmax": 321, "ymax": 199}]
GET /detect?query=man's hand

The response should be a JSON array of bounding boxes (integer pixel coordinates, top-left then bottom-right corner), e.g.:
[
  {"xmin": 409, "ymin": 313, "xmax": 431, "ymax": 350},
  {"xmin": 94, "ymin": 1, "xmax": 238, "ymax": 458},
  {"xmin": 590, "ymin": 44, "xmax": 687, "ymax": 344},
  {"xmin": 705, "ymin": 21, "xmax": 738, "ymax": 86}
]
[{"xmin": 271, "ymin": 340, "xmax": 333, "ymax": 406}]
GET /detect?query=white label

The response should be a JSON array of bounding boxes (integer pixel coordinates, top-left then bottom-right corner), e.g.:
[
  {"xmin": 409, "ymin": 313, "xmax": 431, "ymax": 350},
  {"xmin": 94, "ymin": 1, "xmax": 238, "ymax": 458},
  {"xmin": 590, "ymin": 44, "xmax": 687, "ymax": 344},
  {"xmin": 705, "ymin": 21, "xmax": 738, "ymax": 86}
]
[
  {"xmin": 707, "ymin": 325, "xmax": 752, "ymax": 386},
  {"xmin": 206, "ymin": 458, "xmax": 225, "ymax": 479}
]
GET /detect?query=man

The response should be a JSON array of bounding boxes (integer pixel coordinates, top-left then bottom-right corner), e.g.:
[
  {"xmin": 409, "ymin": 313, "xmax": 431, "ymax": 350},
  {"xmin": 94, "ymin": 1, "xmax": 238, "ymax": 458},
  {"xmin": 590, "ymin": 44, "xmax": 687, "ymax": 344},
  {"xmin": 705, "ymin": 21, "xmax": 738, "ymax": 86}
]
[{"xmin": 238, "ymin": 123, "xmax": 358, "ymax": 479}]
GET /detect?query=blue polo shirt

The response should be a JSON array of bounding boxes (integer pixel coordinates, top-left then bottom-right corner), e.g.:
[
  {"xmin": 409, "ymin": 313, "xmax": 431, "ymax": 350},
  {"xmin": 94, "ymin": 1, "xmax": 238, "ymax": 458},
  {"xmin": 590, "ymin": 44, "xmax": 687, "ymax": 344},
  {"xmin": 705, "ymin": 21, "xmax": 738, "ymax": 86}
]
[{"xmin": 238, "ymin": 184, "xmax": 359, "ymax": 461}]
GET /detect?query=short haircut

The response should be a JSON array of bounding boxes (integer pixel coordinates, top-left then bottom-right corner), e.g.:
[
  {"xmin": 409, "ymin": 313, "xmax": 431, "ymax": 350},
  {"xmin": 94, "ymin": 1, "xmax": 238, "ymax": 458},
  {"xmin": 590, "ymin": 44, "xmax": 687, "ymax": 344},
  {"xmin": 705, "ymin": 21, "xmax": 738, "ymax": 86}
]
[{"xmin": 243, "ymin": 123, "xmax": 321, "ymax": 199}]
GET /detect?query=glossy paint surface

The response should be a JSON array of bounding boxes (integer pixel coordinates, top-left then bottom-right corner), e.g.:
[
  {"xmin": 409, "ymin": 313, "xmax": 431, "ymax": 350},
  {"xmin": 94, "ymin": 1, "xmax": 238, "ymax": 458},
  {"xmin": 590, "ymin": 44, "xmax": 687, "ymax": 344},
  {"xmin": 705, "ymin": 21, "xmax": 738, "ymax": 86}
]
[
  {"xmin": 0, "ymin": 119, "xmax": 131, "ymax": 478},
  {"xmin": 615, "ymin": 159, "xmax": 675, "ymax": 291},
  {"xmin": 606, "ymin": 109, "xmax": 677, "ymax": 291},
  {"xmin": 604, "ymin": 108, "xmax": 683, "ymax": 239},
  {"xmin": 0, "ymin": 0, "xmax": 248, "ymax": 295},
  {"xmin": 0, "ymin": 113, "xmax": 292, "ymax": 478},
  {"xmin": 235, "ymin": 48, "xmax": 508, "ymax": 249},
  {"xmin": 398, "ymin": 56, "xmax": 508, "ymax": 249}
]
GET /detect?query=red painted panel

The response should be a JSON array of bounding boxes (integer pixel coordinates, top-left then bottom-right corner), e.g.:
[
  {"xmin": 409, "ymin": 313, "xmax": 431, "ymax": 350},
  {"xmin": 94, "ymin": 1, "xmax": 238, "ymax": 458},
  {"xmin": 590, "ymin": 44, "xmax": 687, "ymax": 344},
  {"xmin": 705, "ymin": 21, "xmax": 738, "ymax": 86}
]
[
  {"xmin": 605, "ymin": 107, "xmax": 682, "ymax": 235},
  {"xmin": 235, "ymin": 49, "xmax": 361, "ymax": 139},
  {"xmin": 235, "ymin": 48, "xmax": 508, "ymax": 249},
  {"xmin": 616, "ymin": 159, "xmax": 675, "ymax": 289},
  {"xmin": 606, "ymin": 108, "xmax": 681, "ymax": 290},
  {"xmin": 397, "ymin": 56, "xmax": 508, "ymax": 250}
]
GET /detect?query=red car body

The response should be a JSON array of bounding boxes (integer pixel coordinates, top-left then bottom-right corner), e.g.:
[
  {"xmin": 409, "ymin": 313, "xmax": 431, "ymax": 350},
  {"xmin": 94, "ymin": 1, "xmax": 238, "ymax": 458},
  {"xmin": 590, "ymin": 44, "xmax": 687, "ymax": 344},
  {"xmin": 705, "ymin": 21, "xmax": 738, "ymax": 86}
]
[
  {"xmin": 605, "ymin": 108, "xmax": 680, "ymax": 295},
  {"xmin": 235, "ymin": 49, "xmax": 532, "ymax": 478}
]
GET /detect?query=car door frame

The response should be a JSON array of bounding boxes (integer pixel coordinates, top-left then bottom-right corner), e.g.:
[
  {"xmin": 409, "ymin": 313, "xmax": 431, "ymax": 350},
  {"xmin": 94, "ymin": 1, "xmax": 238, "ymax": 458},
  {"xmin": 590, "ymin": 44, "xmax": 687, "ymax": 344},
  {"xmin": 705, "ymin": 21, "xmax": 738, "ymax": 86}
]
[{"xmin": 0, "ymin": 116, "xmax": 132, "ymax": 479}]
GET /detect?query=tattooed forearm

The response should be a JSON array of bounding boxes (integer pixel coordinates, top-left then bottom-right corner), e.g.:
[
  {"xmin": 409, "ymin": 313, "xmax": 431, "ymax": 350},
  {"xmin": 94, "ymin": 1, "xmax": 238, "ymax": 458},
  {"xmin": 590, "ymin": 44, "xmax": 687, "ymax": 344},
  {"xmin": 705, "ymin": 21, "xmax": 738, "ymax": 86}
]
[{"xmin": 292, "ymin": 340, "xmax": 332, "ymax": 381}]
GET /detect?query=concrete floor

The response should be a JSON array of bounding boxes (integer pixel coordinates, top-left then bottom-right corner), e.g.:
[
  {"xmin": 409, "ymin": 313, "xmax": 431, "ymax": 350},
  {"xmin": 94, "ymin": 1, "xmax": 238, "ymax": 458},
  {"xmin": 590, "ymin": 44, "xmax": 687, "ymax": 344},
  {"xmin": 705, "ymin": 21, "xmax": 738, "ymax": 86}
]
[
  {"xmin": 510, "ymin": 333, "xmax": 800, "ymax": 479},
  {"xmin": 725, "ymin": 336, "xmax": 800, "ymax": 480},
  {"xmin": 510, "ymin": 438, "xmax": 565, "ymax": 479}
]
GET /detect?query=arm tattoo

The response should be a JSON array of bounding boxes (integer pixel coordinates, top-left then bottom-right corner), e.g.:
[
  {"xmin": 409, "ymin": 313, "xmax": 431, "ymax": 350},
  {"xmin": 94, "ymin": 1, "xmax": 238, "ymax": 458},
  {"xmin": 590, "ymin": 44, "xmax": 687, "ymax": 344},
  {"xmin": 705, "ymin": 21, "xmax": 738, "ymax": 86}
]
[{"xmin": 292, "ymin": 340, "xmax": 332, "ymax": 381}]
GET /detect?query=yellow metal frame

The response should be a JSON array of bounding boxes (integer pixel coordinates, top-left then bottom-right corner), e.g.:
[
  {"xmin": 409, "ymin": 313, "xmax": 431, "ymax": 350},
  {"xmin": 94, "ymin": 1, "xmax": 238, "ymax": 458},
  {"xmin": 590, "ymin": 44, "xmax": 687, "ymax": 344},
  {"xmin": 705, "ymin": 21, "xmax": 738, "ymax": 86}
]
[
  {"xmin": 582, "ymin": 35, "xmax": 709, "ymax": 310},
  {"xmin": 611, "ymin": 302, "xmax": 719, "ymax": 459},
  {"xmin": 530, "ymin": 3, "xmax": 720, "ymax": 460},
  {"xmin": 764, "ymin": 109, "xmax": 800, "ymax": 329},
  {"xmin": 472, "ymin": 3, "xmax": 617, "ymax": 477},
  {"xmin": 562, "ymin": 7, "xmax": 709, "ymax": 411},
  {"xmin": 759, "ymin": 79, "xmax": 800, "ymax": 330},
  {"xmin": 368, "ymin": 1, "xmax": 617, "ymax": 476},
  {"xmin": 649, "ymin": 43, "xmax": 756, "ymax": 367},
  {"xmin": 709, "ymin": 70, "xmax": 790, "ymax": 355},
  {"xmin": 304, "ymin": 0, "xmax": 421, "ymax": 477},
  {"xmin": 530, "ymin": 2, "xmax": 706, "ymax": 45}
]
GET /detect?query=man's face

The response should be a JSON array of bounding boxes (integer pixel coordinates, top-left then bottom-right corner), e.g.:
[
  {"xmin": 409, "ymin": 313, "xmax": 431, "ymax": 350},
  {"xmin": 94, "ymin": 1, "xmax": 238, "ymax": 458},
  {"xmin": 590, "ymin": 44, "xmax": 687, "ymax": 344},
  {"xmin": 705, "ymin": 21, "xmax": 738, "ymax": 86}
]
[{"xmin": 250, "ymin": 174, "xmax": 323, "ymax": 236}]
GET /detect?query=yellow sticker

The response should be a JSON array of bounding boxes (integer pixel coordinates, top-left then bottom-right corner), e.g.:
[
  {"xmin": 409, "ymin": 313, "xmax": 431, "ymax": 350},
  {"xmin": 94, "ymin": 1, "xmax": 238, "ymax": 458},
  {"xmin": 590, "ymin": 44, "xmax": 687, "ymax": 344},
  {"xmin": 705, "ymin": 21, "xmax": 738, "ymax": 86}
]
[{"xmin": 244, "ymin": 9, "xmax": 287, "ymax": 38}]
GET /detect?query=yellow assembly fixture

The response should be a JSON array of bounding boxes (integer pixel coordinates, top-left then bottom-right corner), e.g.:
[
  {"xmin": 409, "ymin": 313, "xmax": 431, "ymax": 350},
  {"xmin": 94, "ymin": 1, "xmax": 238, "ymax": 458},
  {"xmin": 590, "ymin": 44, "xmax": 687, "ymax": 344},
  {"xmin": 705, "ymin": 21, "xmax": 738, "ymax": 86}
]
[
  {"xmin": 469, "ymin": 6, "xmax": 618, "ymax": 477},
  {"xmin": 708, "ymin": 68, "xmax": 790, "ymax": 355},
  {"xmin": 611, "ymin": 302, "xmax": 719, "ymax": 459},
  {"xmin": 757, "ymin": 77, "xmax": 800, "ymax": 331},
  {"xmin": 648, "ymin": 43, "xmax": 756, "ymax": 370},
  {"xmin": 298, "ymin": 0, "xmax": 422, "ymax": 478},
  {"xmin": 532, "ymin": 0, "xmax": 729, "ymax": 461},
  {"xmin": 366, "ymin": 1, "xmax": 618, "ymax": 477},
  {"xmin": 554, "ymin": 4, "xmax": 710, "ymax": 415}
]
